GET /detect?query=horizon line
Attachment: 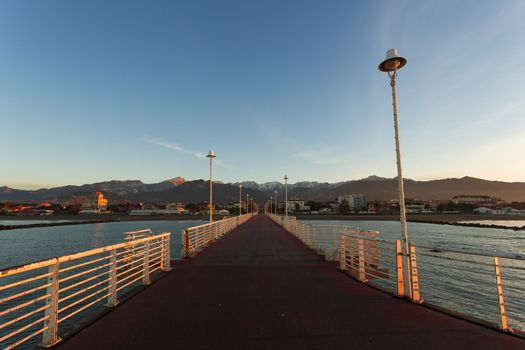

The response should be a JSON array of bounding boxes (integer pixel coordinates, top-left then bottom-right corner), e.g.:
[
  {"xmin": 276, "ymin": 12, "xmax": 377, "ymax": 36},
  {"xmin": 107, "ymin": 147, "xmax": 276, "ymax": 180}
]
[{"xmin": 3, "ymin": 175, "xmax": 525, "ymax": 191}]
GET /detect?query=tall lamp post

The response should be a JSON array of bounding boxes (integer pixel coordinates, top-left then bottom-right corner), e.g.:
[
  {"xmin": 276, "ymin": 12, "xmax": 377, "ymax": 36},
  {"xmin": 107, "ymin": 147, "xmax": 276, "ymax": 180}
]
[
  {"xmin": 274, "ymin": 190, "xmax": 277, "ymax": 215},
  {"xmin": 270, "ymin": 196, "xmax": 272, "ymax": 215},
  {"xmin": 284, "ymin": 175, "xmax": 289, "ymax": 219},
  {"xmin": 206, "ymin": 150, "xmax": 216, "ymax": 223},
  {"xmin": 239, "ymin": 184, "xmax": 243, "ymax": 216},
  {"xmin": 378, "ymin": 48, "xmax": 412, "ymax": 297}
]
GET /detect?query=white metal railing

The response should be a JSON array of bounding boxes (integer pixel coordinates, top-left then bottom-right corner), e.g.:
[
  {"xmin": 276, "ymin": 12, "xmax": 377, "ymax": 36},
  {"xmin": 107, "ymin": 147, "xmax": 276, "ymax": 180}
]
[
  {"xmin": 182, "ymin": 213, "xmax": 257, "ymax": 258},
  {"xmin": 0, "ymin": 232, "xmax": 171, "ymax": 349},
  {"xmin": 124, "ymin": 229, "xmax": 155, "ymax": 241},
  {"xmin": 268, "ymin": 213, "xmax": 525, "ymax": 336},
  {"xmin": 413, "ymin": 244, "xmax": 525, "ymax": 334}
]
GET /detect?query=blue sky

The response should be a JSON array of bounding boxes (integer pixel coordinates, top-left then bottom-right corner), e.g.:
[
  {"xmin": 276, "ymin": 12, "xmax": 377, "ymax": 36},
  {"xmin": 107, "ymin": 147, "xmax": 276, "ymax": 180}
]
[{"xmin": 2, "ymin": 0, "xmax": 525, "ymax": 189}]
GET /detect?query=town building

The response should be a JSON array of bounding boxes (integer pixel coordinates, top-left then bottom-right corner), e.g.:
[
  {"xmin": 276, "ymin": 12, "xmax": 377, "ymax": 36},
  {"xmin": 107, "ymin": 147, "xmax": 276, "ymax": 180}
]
[
  {"xmin": 165, "ymin": 202, "xmax": 186, "ymax": 213},
  {"xmin": 337, "ymin": 194, "xmax": 366, "ymax": 209},
  {"xmin": 81, "ymin": 192, "xmax": 108, "ymax": 211},
  {"xmin": 473, "ymin": 207, "xmax": 525, "ymax": 215},
  {"xmin": 286, "ymin": 199, "xmax": 310, "ymax": 212},
  {"xmin": 451, "ymin": 195, "xmax": 494, "ymax": 205},
  {"xmin": 405, "ymin": 204, "xmax": 425, "ymax": 214}
]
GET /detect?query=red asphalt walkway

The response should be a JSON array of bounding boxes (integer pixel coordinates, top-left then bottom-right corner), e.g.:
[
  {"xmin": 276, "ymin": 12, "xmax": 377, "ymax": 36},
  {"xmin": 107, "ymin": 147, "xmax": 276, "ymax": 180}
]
[{"xmin": 57, "ymin": 215, "xmax": 525, "ymax": 349}]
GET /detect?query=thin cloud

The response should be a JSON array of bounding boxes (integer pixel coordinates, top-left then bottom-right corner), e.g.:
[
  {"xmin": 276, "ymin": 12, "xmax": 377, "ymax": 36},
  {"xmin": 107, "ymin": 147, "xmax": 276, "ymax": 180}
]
[
  {"xmin": 142, "ymin": 138, "xmax": 183, "ymax": 151},
  {"xmin": 142, "ymin": 138, "xmax": 233, "ymax": 168},
  {"xmin": 142, "ymin": 138, "xmax": 205, "ymax": 160}
]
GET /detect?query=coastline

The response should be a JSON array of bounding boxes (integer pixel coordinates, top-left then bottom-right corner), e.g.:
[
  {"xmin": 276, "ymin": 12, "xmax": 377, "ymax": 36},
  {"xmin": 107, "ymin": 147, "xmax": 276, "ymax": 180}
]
[
  {"xmin": 0, "ymin": 214, "xmax": 214, "ymax": 231},
  {"xmin": 2, "ymin": 213, "xmax": 525, "ymax": 231},
  {"xmin": 295, "ymin": 213, "xmax": 525, "ymax": 230}
]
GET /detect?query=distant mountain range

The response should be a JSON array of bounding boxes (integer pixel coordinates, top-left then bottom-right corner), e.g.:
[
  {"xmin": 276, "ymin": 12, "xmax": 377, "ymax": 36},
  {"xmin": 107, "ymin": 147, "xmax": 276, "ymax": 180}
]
[{"xmin": 1, "ymin": 176, "xmax": 525, "ymax": 204}]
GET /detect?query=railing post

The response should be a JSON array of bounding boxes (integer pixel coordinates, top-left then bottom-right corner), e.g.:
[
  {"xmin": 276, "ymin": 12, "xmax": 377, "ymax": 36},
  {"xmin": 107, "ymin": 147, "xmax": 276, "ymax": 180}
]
[
  {"xmin": 162, "ymin": 235, "xmax": 171, "ymax": 272},
  {"xmin": 349, "ymin": 238, "xmax": 356, "ymax": 271},
  {"xmin": 494, "ymin": 256, "xmax": 508, "ymax": 331},
  {"xmin": 358, "ymin": 239, "xmax": 367, "ymax": 282},
  {"xmin": 409, "ymin": 244, "xmax": 421, "ymax": 302},
  {"xmin": 181, "ymin": 229, "xmax": 186, "ymax": 258},
  {"xmin": 395, "ymin": 240, "xmax": 405, "ymax": 298},
  {"xmin": 106, "ymin": 248, "xmax": 118, "ymax": 307},
  {"xmin": 195, "ymin": 228, "xmax": 200, "ymax": 252},
  {"xmin": 339, "ymin": 235, "xmax": 347, "ymax": 270},
  {"xmin": 142, "ymin": 240, "xmax": 151, "ymax": 285},
  {"xmin": 312, "ymin": 225, "xmax": 317, "ymax": 251},
  {"xmin": 41, "ymin": 259, "xmax": 60, "ymax": 347}
]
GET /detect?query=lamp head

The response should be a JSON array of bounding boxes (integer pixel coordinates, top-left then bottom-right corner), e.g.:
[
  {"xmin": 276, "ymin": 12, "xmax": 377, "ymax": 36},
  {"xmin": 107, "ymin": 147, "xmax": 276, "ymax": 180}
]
[
  {"xmin": 206, "ymin": 150, "xmax": 216, "ymax": 158},
  {"xmin": 284, "ymin": 175, "xmax": 288, "ymax": 181},
  {"xmin": 378, "ymin": 48, "xmax": 407, "ymax": 72}
]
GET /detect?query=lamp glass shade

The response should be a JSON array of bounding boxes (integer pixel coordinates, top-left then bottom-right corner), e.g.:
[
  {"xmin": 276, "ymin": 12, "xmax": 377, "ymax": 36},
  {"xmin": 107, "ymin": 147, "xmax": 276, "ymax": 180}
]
[{"xmin": 206, "ymin": 150, "xmax": 216, "ymax": 158}]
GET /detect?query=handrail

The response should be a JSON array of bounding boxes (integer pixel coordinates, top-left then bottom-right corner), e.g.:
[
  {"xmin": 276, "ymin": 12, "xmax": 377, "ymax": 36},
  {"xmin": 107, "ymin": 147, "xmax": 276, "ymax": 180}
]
[
  {"xmin": 0, "ymin": 232, "xmax": 171, "ymax": 349},
  {"xmin": 267, "ymin": 212, "xmax": 525, "ymax": 336},
  {"xmin": 182, "ymin": 213, "xmax": 257, "ymax": 258}
]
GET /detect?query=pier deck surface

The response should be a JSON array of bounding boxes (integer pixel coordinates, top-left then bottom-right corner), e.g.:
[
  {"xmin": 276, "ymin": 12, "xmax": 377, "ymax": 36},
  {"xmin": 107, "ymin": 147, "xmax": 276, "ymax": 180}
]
[{"xmin": 58, "ymin": 215, "xmax": 524, "ymax": 349}]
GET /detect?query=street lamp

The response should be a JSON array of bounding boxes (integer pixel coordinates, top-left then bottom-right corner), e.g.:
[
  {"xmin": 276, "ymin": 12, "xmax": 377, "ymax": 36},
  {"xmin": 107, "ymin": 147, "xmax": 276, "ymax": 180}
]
[
  {"xmin": 206, "ymin": 150, "xmax": 216, "ymax": 223},
  {"xmin": 274, "ymin": 190, "xmax": 277, "ymax": 215},
  {"xmin": 239, "ymin": 184, "xmax": 242, "ymax": 217},
  {"xmin": 378, "ymin": 48, "xmax": 412, "ymax": 297},
  {"xmin": 270, "ymin": 196, "xmax": 272, "ymax": 215},
  {"xmin": 284, "ymin": 175, "xmax": 289, "ymax": 219}
]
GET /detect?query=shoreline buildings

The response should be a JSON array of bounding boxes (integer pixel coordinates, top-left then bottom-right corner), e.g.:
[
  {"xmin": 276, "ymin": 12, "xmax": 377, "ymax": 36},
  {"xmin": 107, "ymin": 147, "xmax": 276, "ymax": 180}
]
[
  {"xmin": 80, "ymin": 192, "xmax": 108, "ymax": 213},
  {"xmin": 337, "ymin": 194, "xmax": 366, "ymax": 209}
]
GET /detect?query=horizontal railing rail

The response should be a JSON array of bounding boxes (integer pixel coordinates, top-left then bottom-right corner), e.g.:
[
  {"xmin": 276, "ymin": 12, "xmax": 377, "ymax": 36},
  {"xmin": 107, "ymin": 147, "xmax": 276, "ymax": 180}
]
[
  {"xmin": 124, "ymin": 229, "xmax": 155, "ymax": 241},
  {"xmin": 0, "ymin": 232, "xmax": 171, "ymax": 349},
  {"xmin": 182, "ymin": 213, "xmax": 257, "ymax": 258},
  {"xmin": 267, "ymin": 212, "xmax": 525, "ymax": 336}
]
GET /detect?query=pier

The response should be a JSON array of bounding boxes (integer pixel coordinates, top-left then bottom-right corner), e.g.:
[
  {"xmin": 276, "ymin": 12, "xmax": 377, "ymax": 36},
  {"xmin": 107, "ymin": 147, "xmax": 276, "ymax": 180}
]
[
  {"xmin": 55, "ymin": 215, "xmax": 523, "ymax": 349},
  {"xmin": 1, "ymin": 214, "xmax": 524, "ymax": 349}
]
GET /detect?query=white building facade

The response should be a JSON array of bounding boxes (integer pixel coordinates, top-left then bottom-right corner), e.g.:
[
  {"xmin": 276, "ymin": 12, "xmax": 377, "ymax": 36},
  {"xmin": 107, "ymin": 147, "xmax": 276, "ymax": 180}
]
[{"xmin": 337, "ymin": 194, "xmax": 366, "ymax": 209}]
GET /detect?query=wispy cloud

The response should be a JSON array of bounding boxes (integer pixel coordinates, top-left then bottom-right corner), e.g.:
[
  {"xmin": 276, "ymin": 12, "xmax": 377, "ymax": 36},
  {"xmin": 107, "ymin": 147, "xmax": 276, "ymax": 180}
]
[
  {"xmin": 142, "ymin": 138, "xmax": 206, "ymax": 160},
  {"xmin": 142, "ymin": 138, "xmax": 232, "ymax": 168}
]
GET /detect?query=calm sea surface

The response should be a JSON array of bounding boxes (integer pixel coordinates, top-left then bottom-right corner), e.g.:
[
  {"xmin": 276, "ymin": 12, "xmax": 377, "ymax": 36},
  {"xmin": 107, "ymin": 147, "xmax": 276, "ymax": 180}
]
[
  {"xmin": 306, "ymin": 220, "xmax": 525, "ymax": 255},
  {"xmin": 0, "ymin": 220, "xmax": 205, "ymax": 269}
]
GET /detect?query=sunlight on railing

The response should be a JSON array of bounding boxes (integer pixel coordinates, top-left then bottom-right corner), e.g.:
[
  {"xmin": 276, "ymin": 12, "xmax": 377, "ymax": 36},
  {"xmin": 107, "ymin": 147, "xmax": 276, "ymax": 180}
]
[{"xmin": 0, "ymin": 232, "xmax": 170, "ymax": 349}]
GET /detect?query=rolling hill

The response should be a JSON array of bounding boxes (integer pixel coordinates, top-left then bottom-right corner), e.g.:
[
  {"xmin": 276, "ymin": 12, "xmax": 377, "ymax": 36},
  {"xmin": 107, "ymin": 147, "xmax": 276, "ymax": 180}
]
[{"xmin": 1, "ymin": 176, "xmax": 525, "ymax": 204}]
